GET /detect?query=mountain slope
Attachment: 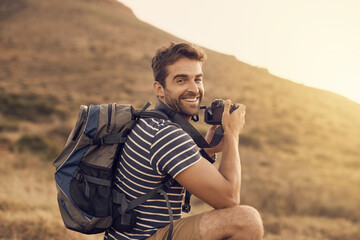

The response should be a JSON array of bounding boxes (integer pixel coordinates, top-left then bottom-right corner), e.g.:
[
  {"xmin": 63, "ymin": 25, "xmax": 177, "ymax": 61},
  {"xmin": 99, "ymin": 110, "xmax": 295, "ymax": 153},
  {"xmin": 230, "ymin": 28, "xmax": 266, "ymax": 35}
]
[{"xmin": 0, "ymin": 0, "xmax": 359, "ymax": 239}]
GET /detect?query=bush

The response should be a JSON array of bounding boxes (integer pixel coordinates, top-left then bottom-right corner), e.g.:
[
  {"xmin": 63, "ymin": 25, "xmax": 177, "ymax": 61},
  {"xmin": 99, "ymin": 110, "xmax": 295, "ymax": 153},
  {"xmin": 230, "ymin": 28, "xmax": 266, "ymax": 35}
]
[
  {"xmin": 0, "ymin": 92, "xmax": 66, "ymax": 122},
  {"xmin": 0, "ymin": 122, "xmax": 19, "ymax": 132},
  {"xmin": 15, "ymin": 135, "xmax": 59, "ymax": 160}
]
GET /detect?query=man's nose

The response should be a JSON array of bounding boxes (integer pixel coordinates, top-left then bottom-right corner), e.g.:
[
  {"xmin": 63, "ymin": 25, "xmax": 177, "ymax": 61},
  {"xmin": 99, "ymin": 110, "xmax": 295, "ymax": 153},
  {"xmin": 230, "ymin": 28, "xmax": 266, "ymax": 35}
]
[{"xmin": 187, "ymin": 80, "xmax": 200, "ymax": 94}]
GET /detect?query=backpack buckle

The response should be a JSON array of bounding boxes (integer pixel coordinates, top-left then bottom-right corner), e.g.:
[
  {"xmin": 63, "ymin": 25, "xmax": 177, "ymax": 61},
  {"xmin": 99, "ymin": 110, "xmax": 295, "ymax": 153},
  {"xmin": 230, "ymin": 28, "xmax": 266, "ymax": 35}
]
[
  {"xmin": 74, "ymin": 172, "xmax": 83, "ymax": 181},
  {"xmin": 182, "ymin": 203, "xmax": 191, "ymax": 213},
  {"xmin": 93, "ymin": 137, "xmax": 105, "ymax": 147}
]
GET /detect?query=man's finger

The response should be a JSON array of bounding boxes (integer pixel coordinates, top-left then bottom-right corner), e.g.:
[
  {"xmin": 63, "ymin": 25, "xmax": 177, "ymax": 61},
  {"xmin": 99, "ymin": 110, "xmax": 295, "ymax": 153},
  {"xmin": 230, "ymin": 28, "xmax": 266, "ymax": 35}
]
[{"xmin": 223, "ymin": 99, "xmax": 231, "ymax": 113}]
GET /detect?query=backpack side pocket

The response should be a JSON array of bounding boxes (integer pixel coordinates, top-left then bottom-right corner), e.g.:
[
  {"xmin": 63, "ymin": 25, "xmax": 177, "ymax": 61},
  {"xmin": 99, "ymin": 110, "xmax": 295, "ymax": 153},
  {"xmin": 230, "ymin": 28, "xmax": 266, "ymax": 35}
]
[{"xmin": 70, "ymin": 162, "xmax": 113, "ymax": 217}]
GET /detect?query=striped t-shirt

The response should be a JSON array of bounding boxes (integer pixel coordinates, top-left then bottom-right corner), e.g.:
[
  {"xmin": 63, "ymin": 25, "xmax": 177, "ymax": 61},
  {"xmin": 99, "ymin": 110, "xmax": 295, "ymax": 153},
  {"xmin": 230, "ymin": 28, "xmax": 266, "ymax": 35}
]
[{"xmin": 105, "ymin": 117, "xmax": 201, "ymax": 240}]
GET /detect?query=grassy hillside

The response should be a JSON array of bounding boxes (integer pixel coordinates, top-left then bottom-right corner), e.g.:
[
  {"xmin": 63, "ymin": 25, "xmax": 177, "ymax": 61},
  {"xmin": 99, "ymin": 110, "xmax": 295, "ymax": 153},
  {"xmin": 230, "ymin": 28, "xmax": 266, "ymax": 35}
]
[{"xmin": 1, "ymin": 0, "xmax": 360, "ymax": 239}]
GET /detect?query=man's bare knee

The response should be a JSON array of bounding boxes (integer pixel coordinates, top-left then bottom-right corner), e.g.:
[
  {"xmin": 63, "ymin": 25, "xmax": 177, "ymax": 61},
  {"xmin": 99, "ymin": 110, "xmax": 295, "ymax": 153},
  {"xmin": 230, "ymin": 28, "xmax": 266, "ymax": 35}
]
[
  {"xmin": 200, "ymin": 205, "xmax": 263, "ymax": 240},
  {"xmin": 231, "ymin": 205, "xmax": 264, "ymax": 240}
]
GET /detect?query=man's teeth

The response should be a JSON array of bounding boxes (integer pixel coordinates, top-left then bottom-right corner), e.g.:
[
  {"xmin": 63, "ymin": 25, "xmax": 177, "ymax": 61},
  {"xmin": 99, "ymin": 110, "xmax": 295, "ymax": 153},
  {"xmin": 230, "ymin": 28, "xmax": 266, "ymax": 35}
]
[{"xmin": 183, "ymin": 98, "xmax": 198, "ymax": 102}]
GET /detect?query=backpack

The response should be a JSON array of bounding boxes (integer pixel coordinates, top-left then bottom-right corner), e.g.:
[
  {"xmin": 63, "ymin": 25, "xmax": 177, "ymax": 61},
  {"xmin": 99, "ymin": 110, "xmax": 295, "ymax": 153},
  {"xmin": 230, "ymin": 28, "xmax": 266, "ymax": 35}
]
[{"xmin": 53, "ymin": 102, "xmax": 170, "ymax": 234}]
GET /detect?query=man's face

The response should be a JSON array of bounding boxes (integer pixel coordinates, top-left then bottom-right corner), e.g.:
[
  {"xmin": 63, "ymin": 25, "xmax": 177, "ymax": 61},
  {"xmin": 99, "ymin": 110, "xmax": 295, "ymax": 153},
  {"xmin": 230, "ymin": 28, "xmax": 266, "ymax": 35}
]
[{"xmin": 154, "ymin": 58, "xmax": 205, "ymax": 120}]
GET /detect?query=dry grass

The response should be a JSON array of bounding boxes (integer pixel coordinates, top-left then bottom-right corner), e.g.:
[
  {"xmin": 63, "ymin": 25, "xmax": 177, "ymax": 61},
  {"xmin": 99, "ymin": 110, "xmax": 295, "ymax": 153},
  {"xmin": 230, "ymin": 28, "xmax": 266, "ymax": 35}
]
[
  {"xmin": 0, "ymin": 151, "xmax": 104, "ymax": 240},
  {"xmin": 1, "ymin": 0, "xmax": 360, "ymax": 239}
]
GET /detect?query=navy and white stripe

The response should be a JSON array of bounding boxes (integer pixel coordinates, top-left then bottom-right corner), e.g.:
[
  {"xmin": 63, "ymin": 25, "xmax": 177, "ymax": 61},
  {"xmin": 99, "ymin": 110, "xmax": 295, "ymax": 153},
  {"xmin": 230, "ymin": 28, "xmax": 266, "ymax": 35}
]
[{"xmin": 105, "ymin": 118, "xmax": 201, "ymax": 240}]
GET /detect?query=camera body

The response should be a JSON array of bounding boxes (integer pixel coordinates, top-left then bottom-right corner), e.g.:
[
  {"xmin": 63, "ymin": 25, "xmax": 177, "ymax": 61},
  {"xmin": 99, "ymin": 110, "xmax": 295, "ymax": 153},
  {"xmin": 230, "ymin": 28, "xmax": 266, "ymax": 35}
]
[{"xmin": 204, "ymin": 99, "xmax": 238, "ymax": 125}]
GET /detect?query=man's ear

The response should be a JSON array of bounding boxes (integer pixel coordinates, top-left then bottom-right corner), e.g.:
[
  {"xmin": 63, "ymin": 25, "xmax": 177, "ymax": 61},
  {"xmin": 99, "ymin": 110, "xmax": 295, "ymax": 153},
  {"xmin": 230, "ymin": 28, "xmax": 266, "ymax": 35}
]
[{"xmin": 153, "ymin": 81, "xmax": 165, "ymax": 99}]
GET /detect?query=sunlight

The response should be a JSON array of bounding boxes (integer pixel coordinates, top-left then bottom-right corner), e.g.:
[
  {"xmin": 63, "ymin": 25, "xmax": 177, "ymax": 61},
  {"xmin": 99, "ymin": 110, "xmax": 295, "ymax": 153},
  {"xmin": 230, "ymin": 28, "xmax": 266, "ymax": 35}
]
[{"xmin": 334, "ymin": 72, "xmax": 360, "ymax": 103}]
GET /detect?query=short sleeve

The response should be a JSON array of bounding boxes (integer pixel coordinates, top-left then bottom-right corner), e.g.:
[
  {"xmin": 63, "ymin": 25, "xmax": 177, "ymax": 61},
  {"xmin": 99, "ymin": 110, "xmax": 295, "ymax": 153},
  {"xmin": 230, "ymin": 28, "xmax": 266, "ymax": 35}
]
[{"xmin": 150, "ymin": 123, "xmax": 201, "ymax": 178}]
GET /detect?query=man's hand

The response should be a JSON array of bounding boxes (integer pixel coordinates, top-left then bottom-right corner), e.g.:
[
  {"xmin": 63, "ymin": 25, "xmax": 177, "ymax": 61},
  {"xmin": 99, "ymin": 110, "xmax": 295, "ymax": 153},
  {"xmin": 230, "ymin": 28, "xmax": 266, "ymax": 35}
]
[
  {"xmin": 203, "ymin": 99, "xmax": 245, "ymax": 157},
  {"xmin": 222, "ymin": 99, "xmax": 246, "ymax": 139}
]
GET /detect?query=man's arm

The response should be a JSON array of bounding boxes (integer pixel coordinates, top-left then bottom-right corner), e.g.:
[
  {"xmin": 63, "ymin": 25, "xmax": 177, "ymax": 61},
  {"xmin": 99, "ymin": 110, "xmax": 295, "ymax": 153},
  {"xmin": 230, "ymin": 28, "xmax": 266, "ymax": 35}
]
[{"xmin": 175, "ymin": 100, "xmax": 246, "ymax": 209}]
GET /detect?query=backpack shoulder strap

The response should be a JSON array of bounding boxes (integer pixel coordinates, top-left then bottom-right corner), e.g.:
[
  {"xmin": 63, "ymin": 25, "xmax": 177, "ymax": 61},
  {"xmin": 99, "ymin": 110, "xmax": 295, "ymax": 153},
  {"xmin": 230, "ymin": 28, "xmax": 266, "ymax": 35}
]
[
  {"xmin": 155, "ymin": 101, "xmax": 211, "ymax": 148},
  {"xmin": 119, "ymin": 176, "xmax": 175, "ymax": 240},
  {"xmin": 134, "ymin": 109, "xmax": 168, "ymax": 120},
  {"xmin": 132, "ymin": 101, "xmax": 169, "ymax": 120},
  {"xmin": 121, "ymin": 176, "xmax": 174, "ymax": 212}
]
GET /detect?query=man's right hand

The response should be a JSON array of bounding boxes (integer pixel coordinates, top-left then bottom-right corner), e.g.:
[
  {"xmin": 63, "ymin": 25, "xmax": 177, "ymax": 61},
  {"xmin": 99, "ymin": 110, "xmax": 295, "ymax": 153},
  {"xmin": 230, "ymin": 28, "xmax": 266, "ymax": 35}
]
[{"xmin": 221, "ymin": 99, "xmax": 246, "ymax": 139}]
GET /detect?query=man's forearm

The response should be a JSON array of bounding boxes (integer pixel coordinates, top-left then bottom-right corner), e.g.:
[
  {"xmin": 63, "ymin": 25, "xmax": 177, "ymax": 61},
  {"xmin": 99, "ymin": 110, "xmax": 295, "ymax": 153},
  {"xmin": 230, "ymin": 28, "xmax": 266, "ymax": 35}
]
[{"xmin": 218, "ymin": 132, "xmax": 241, "ymax": 204}]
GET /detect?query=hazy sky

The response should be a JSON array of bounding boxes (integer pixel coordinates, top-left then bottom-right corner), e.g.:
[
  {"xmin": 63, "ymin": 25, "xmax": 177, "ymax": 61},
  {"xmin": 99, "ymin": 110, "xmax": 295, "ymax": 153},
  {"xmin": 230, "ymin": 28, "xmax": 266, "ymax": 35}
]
[{"xmin": 119, "ymin": 0, "xmax": 360, "ymax": 103}]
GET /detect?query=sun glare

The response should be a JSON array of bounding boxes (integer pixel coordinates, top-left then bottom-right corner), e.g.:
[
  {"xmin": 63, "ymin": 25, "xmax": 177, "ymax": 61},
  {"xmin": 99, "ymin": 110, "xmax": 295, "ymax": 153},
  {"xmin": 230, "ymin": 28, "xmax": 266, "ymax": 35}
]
[{"xmin": 334, "ymin": 72, "xmax": 360, "ymax": 103}]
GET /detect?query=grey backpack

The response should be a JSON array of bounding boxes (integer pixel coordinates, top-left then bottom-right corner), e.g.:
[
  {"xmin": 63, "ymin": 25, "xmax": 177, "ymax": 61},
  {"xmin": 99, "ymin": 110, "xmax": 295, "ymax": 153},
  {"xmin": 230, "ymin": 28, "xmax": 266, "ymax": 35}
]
[{"xmin": 53, "ymin": 102, "xmax": 170, "ymax": 234}]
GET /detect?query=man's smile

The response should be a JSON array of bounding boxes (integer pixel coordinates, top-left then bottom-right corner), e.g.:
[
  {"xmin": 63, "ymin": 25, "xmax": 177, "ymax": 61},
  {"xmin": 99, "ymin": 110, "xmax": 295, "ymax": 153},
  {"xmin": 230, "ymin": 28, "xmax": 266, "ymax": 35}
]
[{"xmin": 182, "ymin": 96, "xmax": 200, "ymax": 103}]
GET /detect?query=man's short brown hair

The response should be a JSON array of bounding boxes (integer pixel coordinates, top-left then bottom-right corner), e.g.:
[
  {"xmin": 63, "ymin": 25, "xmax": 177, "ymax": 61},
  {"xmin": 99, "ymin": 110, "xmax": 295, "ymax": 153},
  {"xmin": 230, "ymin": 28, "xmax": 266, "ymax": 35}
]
[{"xmin": 151, "ymin": 42, "xmax": 206, "ymax": 86}]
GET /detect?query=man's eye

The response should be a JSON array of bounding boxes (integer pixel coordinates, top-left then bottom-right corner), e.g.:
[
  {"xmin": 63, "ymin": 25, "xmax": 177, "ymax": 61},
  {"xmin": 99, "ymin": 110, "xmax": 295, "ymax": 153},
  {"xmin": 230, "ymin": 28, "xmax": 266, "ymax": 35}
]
[
  {"xmin": 195, "ymin": 78, "xmax": 202, "ymax": 82},
  {"xmin": 177, "ymin": 79, "xmax": 184, "ymax": 83}
]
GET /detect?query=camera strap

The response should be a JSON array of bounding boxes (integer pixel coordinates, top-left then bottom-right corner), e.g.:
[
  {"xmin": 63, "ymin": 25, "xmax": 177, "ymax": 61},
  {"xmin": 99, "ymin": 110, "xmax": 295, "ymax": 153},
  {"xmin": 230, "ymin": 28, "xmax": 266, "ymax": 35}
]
[
  {"xmin": 210, "ymin": 126, "xmax": 224, "ymax": 146},
  {"xmin": 154, "ymin": 101, "xmax": 212, "ymax": 149}
]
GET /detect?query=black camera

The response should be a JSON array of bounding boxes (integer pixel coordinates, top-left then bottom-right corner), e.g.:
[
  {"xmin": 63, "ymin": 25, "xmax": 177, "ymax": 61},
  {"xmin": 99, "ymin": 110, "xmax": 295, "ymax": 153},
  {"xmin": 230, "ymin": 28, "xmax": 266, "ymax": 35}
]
[{"xmin": 203, "ymin": 99, "xmax": 238, "ymax": 125}]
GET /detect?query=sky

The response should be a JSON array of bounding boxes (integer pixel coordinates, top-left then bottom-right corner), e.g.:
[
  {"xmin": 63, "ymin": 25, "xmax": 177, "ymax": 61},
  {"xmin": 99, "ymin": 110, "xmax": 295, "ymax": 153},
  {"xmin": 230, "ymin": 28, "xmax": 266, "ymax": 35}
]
[{"xmin": 119, "ymin": 0, "xmax": 360, "ymax": 104}]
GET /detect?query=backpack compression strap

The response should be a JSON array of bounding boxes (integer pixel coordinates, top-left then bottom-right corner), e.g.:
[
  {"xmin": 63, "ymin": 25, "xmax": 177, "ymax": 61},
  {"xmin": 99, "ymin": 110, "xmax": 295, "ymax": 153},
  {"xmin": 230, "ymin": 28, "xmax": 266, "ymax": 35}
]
[{"xmin": 113, "ymin": 177, "xmax": 175, "ymax": 240}]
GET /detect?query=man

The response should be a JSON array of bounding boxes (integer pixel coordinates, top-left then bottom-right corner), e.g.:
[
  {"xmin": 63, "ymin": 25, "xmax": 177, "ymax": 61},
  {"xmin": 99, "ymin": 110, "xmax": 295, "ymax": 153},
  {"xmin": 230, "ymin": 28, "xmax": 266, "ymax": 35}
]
[{"xmin": 105, "ymin": 43, "xmax": 263, "ymax": 240}]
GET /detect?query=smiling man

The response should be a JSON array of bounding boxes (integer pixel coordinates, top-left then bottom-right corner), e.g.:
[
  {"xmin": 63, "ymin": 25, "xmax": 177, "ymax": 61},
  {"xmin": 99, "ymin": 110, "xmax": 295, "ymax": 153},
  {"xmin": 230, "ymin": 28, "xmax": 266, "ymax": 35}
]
[{"xmin": 105, "ymin": 43, "xmax": 263, "ymax": 240}]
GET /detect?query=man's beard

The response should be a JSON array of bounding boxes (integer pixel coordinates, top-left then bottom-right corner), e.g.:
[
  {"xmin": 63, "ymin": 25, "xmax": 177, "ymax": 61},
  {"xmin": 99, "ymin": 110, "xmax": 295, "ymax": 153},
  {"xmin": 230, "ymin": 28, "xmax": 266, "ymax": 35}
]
[{"xmin": 164, "ymin": 92, "xmax": 203, "ymax": 117}]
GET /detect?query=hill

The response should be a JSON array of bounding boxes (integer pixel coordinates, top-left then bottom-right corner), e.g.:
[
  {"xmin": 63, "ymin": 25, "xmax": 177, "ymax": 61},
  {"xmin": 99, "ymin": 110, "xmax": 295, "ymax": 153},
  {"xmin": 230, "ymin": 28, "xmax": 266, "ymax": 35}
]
[{"xmin": 0, "ymin": 0, "xmax": 360, "ymax": 239}]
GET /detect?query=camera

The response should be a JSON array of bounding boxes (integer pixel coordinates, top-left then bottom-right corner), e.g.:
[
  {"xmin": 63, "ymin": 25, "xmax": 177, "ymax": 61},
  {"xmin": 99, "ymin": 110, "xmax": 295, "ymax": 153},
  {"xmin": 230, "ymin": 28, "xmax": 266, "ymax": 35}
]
[{"xmin": 203, "ymin": 99, "xmax": 238, "ymax": 125}]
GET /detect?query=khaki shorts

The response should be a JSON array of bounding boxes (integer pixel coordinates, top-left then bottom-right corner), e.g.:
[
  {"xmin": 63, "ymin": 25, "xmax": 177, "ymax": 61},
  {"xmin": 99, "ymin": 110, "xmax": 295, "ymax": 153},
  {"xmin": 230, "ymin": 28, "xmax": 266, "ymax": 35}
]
[{"xmin": 146, "ymin": 213, "xmax": 203, "ymax": 240}]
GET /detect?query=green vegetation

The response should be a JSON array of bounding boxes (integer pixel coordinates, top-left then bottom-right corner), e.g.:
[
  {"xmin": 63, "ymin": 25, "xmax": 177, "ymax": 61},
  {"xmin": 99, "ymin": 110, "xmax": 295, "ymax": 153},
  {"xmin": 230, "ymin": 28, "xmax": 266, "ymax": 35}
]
[
  {"xmin": 0, "ymin": 121, "xmax": 18, "ymax": 132},
  {"xmin": 15, "ymin": 135, "xmax": 59, "ymax": 160},
  {"xmin": 0, "ymin": 91, "xmax": 66, "ymax": 122}
]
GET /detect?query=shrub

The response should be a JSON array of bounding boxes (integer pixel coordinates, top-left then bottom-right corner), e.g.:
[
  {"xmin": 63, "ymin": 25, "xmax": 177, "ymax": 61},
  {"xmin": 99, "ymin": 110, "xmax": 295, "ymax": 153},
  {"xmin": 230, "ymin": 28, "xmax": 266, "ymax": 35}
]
[
  {"xmin": 15, "ymin": 135, "xmax": 59, "ymax": 160},
  {"xmin": 0, "ymin": 92, "xmax": 66, "ymax": 122},
  {"xmin": 0, "ymin": 122, "xmax": 19, "ymax": 132}
]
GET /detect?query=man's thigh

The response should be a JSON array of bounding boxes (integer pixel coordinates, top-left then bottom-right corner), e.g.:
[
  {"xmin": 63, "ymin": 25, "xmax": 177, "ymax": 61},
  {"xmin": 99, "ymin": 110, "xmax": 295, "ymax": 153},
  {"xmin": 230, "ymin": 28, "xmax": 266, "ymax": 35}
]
[{"xmin": 146, "ymin": 213, "xmax": 203, "ymax": 240}]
